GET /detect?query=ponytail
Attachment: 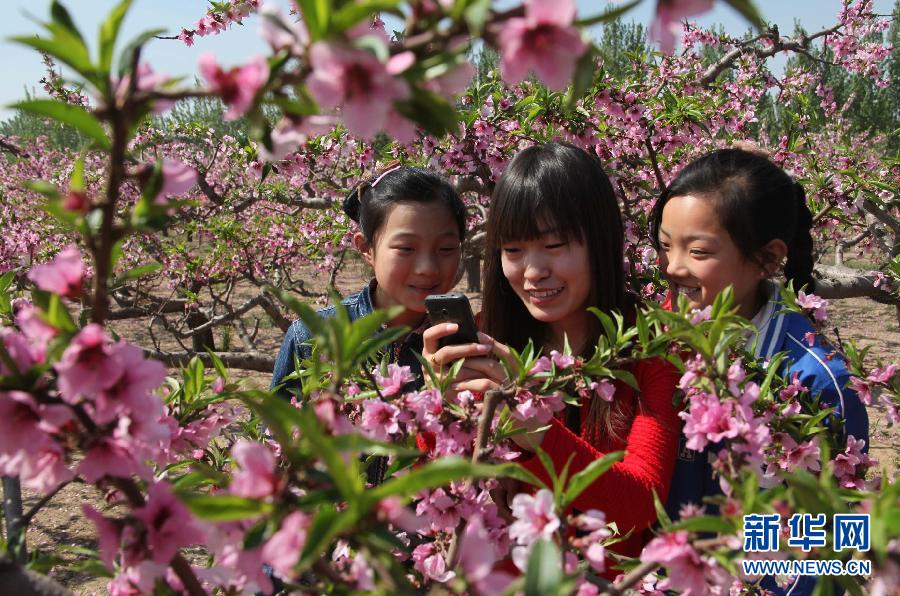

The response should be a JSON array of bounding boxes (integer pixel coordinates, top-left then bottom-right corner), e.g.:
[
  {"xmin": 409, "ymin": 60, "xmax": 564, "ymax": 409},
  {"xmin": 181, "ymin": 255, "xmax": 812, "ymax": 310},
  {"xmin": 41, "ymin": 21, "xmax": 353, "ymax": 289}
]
[{"xmin": 784, "ymin": 183, "xmax": 816, "ymax": 293}]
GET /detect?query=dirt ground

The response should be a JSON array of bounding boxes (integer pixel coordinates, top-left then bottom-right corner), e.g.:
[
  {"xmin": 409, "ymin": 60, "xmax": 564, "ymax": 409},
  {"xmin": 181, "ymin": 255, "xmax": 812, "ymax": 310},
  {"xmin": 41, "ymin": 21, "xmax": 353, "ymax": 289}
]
[{"xmin": 9, "ymin": 262, "xmax": 900, "ymax": 594}]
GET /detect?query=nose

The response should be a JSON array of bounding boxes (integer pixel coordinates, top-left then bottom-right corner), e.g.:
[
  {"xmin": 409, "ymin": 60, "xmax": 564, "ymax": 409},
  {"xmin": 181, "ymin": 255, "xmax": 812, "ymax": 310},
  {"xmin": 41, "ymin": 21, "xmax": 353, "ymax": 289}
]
[
  {"xmin": 523, "ymin": 250, "xmax": 550, "ymax": 282},
  {"xmin": 414, "ymin": 251, "xmax": 439, "ymax": 278},
  {"xmin": 664, "ymin": 247, "xmax": 687, "ymax": 279}
]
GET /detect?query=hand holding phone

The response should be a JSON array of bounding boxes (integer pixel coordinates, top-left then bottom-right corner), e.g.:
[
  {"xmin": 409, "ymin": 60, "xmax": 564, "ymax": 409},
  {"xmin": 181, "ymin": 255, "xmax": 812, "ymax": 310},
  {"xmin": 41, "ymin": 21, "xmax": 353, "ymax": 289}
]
[{"xmin": 424, "ymin": 293, "xmax": 479, "ymax": 348}]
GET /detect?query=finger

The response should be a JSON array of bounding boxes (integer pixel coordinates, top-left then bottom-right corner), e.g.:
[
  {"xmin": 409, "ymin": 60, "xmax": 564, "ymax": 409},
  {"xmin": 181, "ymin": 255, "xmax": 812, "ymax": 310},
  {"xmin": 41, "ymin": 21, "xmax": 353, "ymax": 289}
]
[
  {"xmin": 457, "ymin": 357, "xmax": 507, "ymax": 383},
  {"xmin": 432, "ymin": 342, "xmax": 492, "ymax": 365},
  {"xmin": 489, "ymin": 339, "xmax": 518, "ymax": 374},
  {"xmin": 423, "ymin": 323, "xmax": 459, "ymax": 355},
  {"xmin": 450, "ymin": 378, "xmax": 500, "ymax": 394}
]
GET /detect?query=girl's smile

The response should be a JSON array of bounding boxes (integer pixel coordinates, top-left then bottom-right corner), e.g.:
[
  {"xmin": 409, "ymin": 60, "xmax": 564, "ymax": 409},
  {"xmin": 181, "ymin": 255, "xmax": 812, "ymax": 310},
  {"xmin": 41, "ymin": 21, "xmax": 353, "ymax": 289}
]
[
  {"xmin": 356, "ymin": 202, "xmax": 462, "ymax": 327},
  {"xmin": 501, "ymin": 233, "xmax": 591, "ymax": 350},
  {"xmin": 658, "ymin": 194, "xmax": 766, "ymax": 319}
]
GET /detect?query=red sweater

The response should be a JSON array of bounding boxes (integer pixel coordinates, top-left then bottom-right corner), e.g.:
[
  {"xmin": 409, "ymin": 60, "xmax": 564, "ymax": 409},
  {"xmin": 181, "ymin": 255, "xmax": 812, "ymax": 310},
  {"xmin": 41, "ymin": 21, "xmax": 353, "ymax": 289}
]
[{"xmin": 519, "ymin": 357, "xmax": 680, "ymax": 560}]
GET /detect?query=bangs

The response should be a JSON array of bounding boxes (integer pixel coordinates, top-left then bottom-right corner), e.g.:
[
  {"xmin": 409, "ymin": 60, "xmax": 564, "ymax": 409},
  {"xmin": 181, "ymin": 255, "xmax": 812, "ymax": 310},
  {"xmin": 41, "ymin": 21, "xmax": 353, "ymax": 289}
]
[{"xmin": 488, "ymin": 157, "xmax": 587, "ymax": 248}]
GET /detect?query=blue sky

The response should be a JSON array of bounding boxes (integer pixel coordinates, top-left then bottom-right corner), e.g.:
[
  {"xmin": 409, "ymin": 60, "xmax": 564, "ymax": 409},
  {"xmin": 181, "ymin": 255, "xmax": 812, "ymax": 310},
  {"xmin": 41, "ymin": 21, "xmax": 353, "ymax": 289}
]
[{"xmin": 0, "ymin": 0, "xmax": 894, "ymax": 120}]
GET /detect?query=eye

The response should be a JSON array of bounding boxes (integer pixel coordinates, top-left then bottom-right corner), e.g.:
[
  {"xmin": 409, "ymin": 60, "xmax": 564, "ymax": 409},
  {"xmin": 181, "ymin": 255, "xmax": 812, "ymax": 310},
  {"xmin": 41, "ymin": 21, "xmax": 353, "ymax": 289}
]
[
  {"xmin": 546, "ymin": 242, "xmax": 567, "ymax": 250},
  {"xmin": 501, "ymin": 246, "xmax": 521, "ymax": 255},
  {"xmin": 690, "ymin": 248, "xmax": 711, "ymax": 257},
  {"xmin": 659, "ymin": 242, "xmax": 670, "ymax": 251},
  {"xmin": 439, "ymin": 245, "xmax": 460, "ymax": 254},
  {"xmin": 392, "ymin": 246, "xmax": 414, "ymax": 253}
]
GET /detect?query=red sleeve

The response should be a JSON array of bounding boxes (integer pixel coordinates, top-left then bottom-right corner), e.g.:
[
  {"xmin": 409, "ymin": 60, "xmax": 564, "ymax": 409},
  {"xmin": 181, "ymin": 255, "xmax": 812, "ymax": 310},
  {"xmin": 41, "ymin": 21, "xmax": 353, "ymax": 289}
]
[
  {"xmin": 661, "ymin": 290, "xmax": 674, "ymax": 311},
  {"xmin": 520, "ymin": 358, "xmax": 680, "ymax": 534}
]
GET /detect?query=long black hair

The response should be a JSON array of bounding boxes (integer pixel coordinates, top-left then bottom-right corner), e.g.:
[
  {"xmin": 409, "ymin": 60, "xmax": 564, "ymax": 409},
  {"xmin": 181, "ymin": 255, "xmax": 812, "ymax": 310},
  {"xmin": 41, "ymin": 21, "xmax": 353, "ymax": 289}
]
[
  {"xmin": 481, "ymin": 141, "xmax": 631, "ymax": 442},
  {"xmin": 343, "ymin": 164, "xmax": 467, "ymax": 244},
  {"xmin": 649, "ymin": 148, "xmax": 816, "ymax": 291}
]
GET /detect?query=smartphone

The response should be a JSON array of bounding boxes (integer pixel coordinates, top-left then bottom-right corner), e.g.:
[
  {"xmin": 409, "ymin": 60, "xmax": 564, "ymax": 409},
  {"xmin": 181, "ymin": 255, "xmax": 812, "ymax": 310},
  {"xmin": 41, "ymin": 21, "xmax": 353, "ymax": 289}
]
[{"xmin": 425, "ymin": 292, "xmax": 480, "ymax": 348}]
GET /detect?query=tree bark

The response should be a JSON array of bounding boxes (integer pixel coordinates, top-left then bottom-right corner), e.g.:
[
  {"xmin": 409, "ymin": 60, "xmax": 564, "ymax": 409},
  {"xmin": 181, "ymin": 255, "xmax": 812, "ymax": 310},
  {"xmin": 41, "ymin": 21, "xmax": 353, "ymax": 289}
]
[{"xmin": 148, "ymin": 350, "xmax": 274, "ymax": 372}]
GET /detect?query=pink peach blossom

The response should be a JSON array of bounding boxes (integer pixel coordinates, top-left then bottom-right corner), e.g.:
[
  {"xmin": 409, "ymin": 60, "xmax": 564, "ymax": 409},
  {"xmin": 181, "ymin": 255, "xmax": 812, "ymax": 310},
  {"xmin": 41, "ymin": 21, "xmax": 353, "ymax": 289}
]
[
  {"xmin": 360, "ymin": 398, "xmax": 400, "ymax": 440},
  {"xmin": 199, "ymin": 54, "xmax": 269, "ymax": 120},
  {"xmin": 374, "ymin": 363, "xmax": 414, "ymax": 396},
  {"xmin": 306, "ymin": 41, "xmax": 410, "ymax": 139},
  {"xmin": 509, "ymin": 488, "xmax": 559, "ymax": 545},
  {"xmin": 157, "ymin": 159, "xmax": 198, "ymax": 203},
  {"xmin": 229, "ymin": 440, "xmax": 278, "ymax": 498},
  {"xmin": 796, "ymin": 290, "xmax": 828, "ymax": 321},
  {"xmin": 649, "ymin": 0, "xmax": 714, "ymax": 53},
  {"xmin": 92, "ymin": 342, "xmax": 166, "ymax": 424},
  {"xmin": 497, "ymin": 0, "xmax": 587, "ymax": 91},
  {"xmin": 135, "ymin": 481, "xmax": 206, "ymax": 564},
  {"xmin": 55, "ymin": 324, "xmax": 123, "ymax": 403},
  {"xmin": 261, "ymin": 511, "xmax": 310, "ymax": 580},
  {"xmin": 26, "ymin": 244, "xmax": 84, "ymax": 298}
]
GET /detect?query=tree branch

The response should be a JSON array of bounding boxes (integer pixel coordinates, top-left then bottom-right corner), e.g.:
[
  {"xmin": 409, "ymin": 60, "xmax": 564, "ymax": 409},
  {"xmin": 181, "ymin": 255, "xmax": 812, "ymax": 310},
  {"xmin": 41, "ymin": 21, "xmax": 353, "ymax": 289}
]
[
  {"xmin": 147, "ymin": 349, "xmax": 275, "ymax": 372},
  {"xmin": 699, "ymin": 24, "xmax": 842, "ymax": 86}
]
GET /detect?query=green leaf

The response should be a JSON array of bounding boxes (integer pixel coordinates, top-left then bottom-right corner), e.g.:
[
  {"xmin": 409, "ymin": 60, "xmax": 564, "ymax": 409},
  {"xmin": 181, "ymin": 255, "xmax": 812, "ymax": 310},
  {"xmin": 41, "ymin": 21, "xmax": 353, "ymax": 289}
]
[
  {"xmin": 563, "ymin": 451, "xmax": 624, "ymax": 507},
  {"xmin": 367, "ymin": 457, "xmax": 505, "ymax": 502},
  {"xmin": 0, "ymin": 270, "xmax": 16, "ymax": 294},
  {"xmin": 670, "ymin": 515, "xmax": 735, "ymax": 534},
  {"xmin": 721, "ymin": 0, "xmax": 765, "ymax": 29},
  {"xmin": 205, "ymin": 348, "xmax": 229, "ymax": 382},
  {"xmin": 42, "ymin": 294, "xmax": 78, "ymax": 333},
  {"xmin": 50, "ymin": 1, "xmax": 86, "ymax": 46},
  {"xmin": 11, "ymin": 100, "xmax": 110, "ymax": 150},
  {"xmin": 178, "ymin": 493, "xmax": 273, "ymax": 521},
  {"xmin": 524, "ymin": 538, "xmax": 562, "ymax": 596},
  {"xmin": 12, "ymin": 24, "xmax": 96, "ymax": 85},
  {"xmin": 330, "ymin": 434, "xmax": 422, "ymax": 458},
  {"xmin": 462, "ymin": 0, "xmax": 491, "ymax": 36},
  {"xmin": 295, "ymin": 0, "xmax": 331, "ymax": 40},
  {"xmin": 117, "ymin": 29, "xmax": 166, "ymax": 77},
  {"xmin": 394, "ymin": 87, "xmax": 459, "ymax": 137},
  {"xmin": 332, "ymin": 0, "xmax": 402, "ymax": 32},
  {"xmin": 99, "ymin": 0, "xmax": 134, "ymax": 72},
  {"xmin": 535, "ymin": 448, "xmax": 558, "ymax": 495},
  {"xmin": 492, "ymin": 462, "xmax": 548, "ymax": 489},
  {"xmin": 574, "ymin": 0, "xmax": 641, "ymax": 26},
  {"xmin": 565, "ymin": 45, "xmax": 597, "ymax": 110},
  {"xmin": 115, "ymin": 262, "xmax": 161, "ymax": 283},
  {"xmin": 294, "ymin": 407, "xmax": 361, "ymax": 499},
  {"xmin": 299, "ymin": 507, "xmax": 357, "ymax": 569},
  {"xmin": 652, "ymin": 489, "xmax": 672, "ymax": 530}
]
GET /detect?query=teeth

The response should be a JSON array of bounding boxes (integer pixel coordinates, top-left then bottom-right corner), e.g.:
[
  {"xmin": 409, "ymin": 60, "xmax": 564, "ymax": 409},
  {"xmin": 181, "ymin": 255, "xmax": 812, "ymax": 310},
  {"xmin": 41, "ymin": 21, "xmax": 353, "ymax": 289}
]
[
  {"xmin": 676, "ymin": 285, "xmax": 700, "ymax": 295},
  {"xmin": 529, "ymin": 288, "xmax": 563, "ymax": 298}
]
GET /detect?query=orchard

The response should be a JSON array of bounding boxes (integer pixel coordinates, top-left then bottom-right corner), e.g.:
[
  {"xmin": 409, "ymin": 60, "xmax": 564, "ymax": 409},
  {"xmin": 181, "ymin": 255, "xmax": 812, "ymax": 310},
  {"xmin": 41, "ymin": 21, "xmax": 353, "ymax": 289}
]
[{"xmin": 0, "ymin": 0, "xmax": 898, "ymax": 594}]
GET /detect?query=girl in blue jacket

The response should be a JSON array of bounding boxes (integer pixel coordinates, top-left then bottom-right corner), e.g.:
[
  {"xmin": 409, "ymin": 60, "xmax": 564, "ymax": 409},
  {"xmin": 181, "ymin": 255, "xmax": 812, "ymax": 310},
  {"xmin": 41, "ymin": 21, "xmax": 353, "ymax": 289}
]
[
  {"xmin": 649, "ymin": 147, "xmax": 869, "ymax": 595},
  {"xmin": 270, "ymin": 164, "xmax": 467, "ymax": 401}
]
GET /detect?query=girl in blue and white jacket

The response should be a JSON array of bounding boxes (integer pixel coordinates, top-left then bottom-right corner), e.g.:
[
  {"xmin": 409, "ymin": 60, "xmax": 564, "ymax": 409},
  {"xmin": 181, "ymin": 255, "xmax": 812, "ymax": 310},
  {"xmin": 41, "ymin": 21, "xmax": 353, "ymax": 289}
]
[{"xmin": 649, "ymin": 147, "xmax": 869, "ymax": 595}]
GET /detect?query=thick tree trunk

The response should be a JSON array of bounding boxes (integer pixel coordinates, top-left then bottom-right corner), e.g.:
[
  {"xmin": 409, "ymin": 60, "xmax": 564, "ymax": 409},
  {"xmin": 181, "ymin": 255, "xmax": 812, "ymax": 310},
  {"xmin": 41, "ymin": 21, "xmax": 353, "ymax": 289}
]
[
  {"xmin": 464, "ymin": 255, "xmax": 481, "ymax": 293},
  {"xmin": 815, "ymin": 265, "xmax": 897, "ymax": 304},
  {"xmin": 148, "ymin": 350, "xmax": 274, "ymax": 372}
]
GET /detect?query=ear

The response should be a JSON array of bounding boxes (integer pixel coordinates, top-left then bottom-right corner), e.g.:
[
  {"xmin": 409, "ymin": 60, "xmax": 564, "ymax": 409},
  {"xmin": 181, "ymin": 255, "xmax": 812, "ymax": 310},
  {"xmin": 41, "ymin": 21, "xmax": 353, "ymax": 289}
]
[
  {"xmin": 353, "ymin": 232, "xmax": 375, "ymax": 267},
  {"xmin": 759, "ymin": 239, "xmax": 788, "ymax": 276}
]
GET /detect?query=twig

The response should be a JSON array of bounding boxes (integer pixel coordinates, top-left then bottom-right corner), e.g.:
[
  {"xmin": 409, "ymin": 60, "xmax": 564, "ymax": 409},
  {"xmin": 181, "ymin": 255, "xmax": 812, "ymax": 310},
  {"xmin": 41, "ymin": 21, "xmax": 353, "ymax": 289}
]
[
  {"xmin": 447, "ymin": 387, "xmax": 510, "ymax": 567},
  {"xmin": 643, "ymin": 137, "xmax": 666, "ymax": 193},
  {"xmin": 600, "ymin": 558, "xmax": 660, "ymax": 596},
  {"xmin": 20, "ymin": 480, "xmax": 74, "ymax": 525}
]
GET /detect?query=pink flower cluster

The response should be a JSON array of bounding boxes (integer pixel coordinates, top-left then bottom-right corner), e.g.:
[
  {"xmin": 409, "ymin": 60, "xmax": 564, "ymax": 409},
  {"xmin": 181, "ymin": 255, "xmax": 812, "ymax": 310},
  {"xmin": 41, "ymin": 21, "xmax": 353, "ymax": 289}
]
[
  {"xmin": 796, "ymin": 291, "xmax": 828, "ymax": 322},
  {"xmin": 830, "ymin": 435, "xmax": 877, "ymax": 490},
  {"xmin": 641, "ymin": 530, "xmax": 734, "ymax": 594},
  {"xmin": 497, "ymin": 0, "xmax": 587, "ymax": 91},
  {"xmin": 179, "ymin": 0, "xmax": 260, "ymax": 47}
]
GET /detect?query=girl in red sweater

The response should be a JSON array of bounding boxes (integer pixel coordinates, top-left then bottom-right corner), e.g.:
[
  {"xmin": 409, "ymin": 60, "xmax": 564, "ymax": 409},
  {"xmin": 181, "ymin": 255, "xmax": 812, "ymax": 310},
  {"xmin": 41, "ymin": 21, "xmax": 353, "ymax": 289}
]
[{"xmin": 423, "ymin": 141, "xmax": 680, "ymax": 563}]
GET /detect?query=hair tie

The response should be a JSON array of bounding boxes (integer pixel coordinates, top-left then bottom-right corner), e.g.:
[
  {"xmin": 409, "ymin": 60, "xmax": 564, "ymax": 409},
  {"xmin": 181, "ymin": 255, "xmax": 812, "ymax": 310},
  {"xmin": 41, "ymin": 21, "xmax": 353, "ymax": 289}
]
[
  {"xmin": 342, "ymin": 160, "xmax": 404, "ymax": 222},
  {"xmin": 371, "ymin": 160, "xmax": 402, "ymax": 188}
]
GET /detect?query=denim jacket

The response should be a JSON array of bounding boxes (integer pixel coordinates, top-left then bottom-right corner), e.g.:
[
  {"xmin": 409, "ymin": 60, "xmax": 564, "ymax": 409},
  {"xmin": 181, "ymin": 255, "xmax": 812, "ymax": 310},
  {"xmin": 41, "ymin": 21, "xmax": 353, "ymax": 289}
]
[{"xmin": 270, "ymin": 280, "xmax": 426, "ymax": 399}]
